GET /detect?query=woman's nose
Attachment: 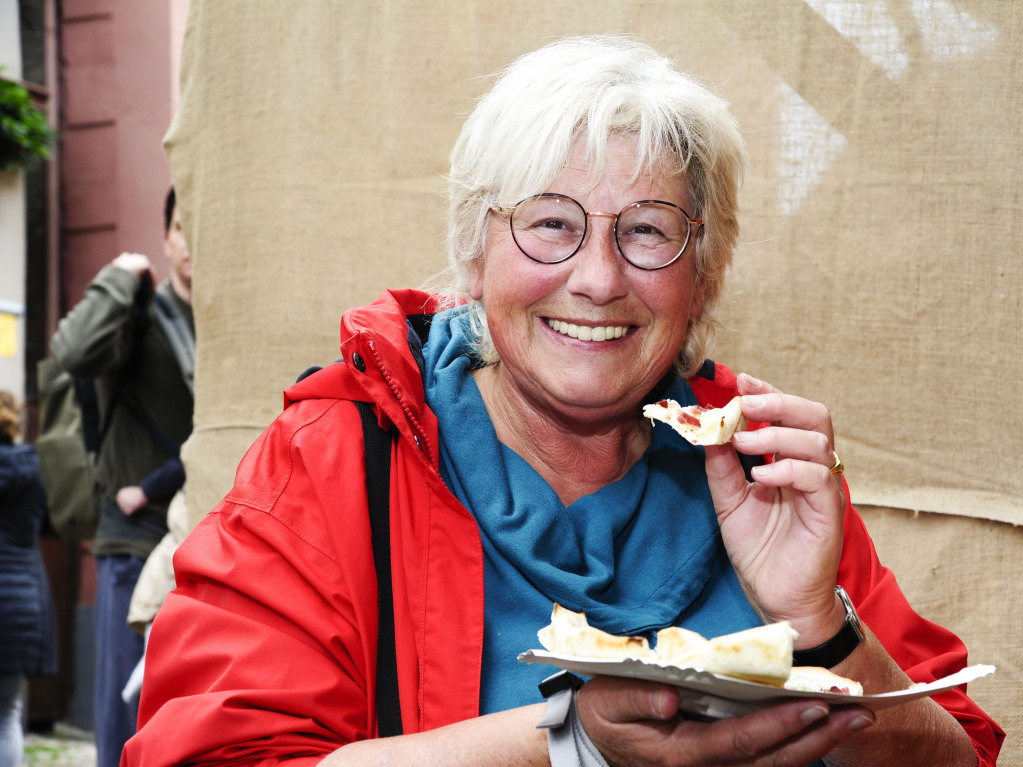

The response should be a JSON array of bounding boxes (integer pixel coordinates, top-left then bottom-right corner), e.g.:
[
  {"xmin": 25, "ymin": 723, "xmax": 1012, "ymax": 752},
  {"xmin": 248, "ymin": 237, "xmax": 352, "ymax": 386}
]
[{"xmin": 565, "ymin": 215, "xmax": 629, "ymax": 304}]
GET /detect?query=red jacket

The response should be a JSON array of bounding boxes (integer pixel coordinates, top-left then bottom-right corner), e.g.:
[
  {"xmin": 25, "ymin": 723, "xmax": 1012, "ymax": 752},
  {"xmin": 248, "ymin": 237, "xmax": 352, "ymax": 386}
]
[{"xmin": 123, "ymin": 289, "xmax": 1002, "ymax": 766}]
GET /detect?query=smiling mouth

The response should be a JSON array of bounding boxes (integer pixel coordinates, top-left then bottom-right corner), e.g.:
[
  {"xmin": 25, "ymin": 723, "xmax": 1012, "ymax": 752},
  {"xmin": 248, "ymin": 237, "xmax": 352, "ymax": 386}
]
[{"xmin": 546, "ymin": 318, "xmax": 631, "ymax": 342}]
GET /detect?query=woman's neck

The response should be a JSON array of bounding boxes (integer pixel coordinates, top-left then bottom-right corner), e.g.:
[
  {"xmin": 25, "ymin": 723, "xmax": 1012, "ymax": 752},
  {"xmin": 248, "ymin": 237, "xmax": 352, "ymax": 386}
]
[{"xmin": 472, "ymin": 364, "xmax": 651, "ymax": 506}]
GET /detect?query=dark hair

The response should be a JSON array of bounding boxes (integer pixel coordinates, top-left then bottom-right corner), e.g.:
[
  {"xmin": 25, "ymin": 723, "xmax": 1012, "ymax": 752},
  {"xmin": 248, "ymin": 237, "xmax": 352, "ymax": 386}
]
[{"xmin": 164, "ymin": 186, "xmax": 176, "ymax": 233}]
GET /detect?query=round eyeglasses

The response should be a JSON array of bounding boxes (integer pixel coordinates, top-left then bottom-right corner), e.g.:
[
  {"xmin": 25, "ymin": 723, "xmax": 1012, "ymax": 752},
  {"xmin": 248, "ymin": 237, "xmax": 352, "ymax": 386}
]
[{"xmin": 491, "ymin": 193, "xmax": 702, "ymax": 271}]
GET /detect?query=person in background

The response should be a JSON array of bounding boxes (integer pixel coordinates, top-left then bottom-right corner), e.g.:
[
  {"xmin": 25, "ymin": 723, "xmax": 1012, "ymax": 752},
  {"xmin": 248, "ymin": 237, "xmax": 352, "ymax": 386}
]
[
  {"xmin": 0, "ymin": 391, "xmax": 57, "ymax": 767},
  {"xmin": 124, "ymin": 37, "xmax": 1002, "ymax": 767},
  {"xmin": 49, "ymin": 187, "xmax": 194, "ymax": 767}
]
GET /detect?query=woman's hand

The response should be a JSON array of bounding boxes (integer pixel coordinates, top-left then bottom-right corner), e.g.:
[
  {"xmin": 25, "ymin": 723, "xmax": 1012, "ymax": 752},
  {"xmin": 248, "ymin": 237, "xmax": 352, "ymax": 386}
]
[
  {"xmin": 703, "ymin": 374, "xmax": 848, "ymax": 647},
  {"xmin": 577, "ymin": 676, "xmax": 874, "ymax": 767}
]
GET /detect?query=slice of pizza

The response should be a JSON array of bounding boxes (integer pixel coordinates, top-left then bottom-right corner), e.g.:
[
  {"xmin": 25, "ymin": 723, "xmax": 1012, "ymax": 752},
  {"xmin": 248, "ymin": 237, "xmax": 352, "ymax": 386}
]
[
  {"xmin": 785, "ymin": 666, "xmax": 864, "ymax": 696},
  {"xmin": 642, "ymin": 396, "xmax": 749, "ymax": 446},
  {"xmin": 538, "ymin": 603, "xmax": 652, "ymax": 660},
  {"xmin": 656, "ymin": 621, "xmax": 798, "ymax": 687}
]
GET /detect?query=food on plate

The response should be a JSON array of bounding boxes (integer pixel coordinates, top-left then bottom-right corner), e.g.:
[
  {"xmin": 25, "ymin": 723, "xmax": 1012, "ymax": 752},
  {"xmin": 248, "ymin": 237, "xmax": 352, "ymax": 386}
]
[
  {"xmin": 538, "ymin": 603, "xmax": 652, "ymax": 660},
  {"xmin": 655, "ymin": 621, "xmax": 798, "ymax": 686},
  {"xmin": 651, "ymin": 626, "xmax": 705, "ymax": 662},
  {"xmin": 536, "ymin": 606, "xmax": 865, "ymax": 693},
  {"xmin": 642, "ymin": 396, "xmax": 748, "ymax": 446},
  {"xmin": 785, "ymin": 666, "xmax": 864, "ymax": 696},
  {"xmin": 537, "ymin": 605, "xmax": 810, "ymax": 687}
]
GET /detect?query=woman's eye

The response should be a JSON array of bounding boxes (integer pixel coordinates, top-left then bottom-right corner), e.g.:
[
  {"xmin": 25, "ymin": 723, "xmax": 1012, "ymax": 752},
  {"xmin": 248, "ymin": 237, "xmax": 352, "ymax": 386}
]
[
  {"xmin": 624, "ymin": 223, "xmax": 666, "ymax": 239},
  {"xmin": 522, "ymin": 216, "xmax": 580, "ymax": 238}
]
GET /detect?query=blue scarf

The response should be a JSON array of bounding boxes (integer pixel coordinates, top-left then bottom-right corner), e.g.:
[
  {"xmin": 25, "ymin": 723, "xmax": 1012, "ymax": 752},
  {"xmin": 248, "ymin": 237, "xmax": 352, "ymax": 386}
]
[{"xmin": 422, "ymin": 307, "xmax": 761, "ymax": 714}]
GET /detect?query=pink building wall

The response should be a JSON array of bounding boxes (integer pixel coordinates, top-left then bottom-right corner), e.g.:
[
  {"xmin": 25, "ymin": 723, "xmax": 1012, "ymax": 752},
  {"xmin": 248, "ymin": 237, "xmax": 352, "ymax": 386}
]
[{"xmin": 59, "ymin": 0, "xmax": 188, "ymax": 313}]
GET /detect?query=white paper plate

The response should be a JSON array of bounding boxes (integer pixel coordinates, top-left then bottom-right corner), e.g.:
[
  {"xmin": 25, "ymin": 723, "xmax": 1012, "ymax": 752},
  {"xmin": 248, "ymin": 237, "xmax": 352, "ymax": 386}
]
[{"xmin": 519, "ymin": 650, "xmax": 995, "ymax": 720}]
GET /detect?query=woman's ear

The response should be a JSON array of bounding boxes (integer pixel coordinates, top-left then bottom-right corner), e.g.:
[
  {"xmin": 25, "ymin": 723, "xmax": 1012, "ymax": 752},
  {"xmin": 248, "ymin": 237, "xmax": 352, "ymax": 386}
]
[{"xmin": 469, "ymin": 260, "xmax": 485, "ymax": 301}]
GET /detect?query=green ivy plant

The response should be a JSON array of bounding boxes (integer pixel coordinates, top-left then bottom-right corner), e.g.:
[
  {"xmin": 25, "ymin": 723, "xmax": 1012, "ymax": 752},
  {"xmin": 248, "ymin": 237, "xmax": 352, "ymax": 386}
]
[{"xmin": 0, "ymin": 68, "xmax": 56, "ymax": 174}]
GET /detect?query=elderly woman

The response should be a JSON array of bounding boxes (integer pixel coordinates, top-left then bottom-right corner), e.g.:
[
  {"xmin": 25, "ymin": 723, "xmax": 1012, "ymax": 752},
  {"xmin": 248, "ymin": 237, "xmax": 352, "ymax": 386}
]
[{"xmin": 124, "ymin": 36, "xmax": 1001, "ymax": 767}]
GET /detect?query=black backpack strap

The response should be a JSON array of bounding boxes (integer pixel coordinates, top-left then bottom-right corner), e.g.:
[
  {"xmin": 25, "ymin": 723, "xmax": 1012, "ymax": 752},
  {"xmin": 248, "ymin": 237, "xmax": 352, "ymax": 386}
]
[
  {"xmin": 354, "ymin": 400, "xmax": 402, "ymax": 737},
  {"xmin": 83, "ymin": 281, "xmax": 164, "ymax": 454}
]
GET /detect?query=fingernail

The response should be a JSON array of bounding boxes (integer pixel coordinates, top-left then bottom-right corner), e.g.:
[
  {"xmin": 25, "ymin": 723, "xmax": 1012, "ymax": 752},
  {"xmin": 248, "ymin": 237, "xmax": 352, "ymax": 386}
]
[
  {"xmin": 751, "ymin": 464, "xmax": 772, "ymax": 480},
  {"xmin": 651, "ymin": 690, "xmax": 664, "ymax": 718},
  {"xmin": 744, "ymin": 395, "xmax": 765, "ymax": 409},
  {"xmin": 744, "ymin": 374, "xmax": 762, "ymax": 388},
  {"xmin": 847, "ymin": 714, "xmax": 875, "ymax": 732},
  {"xmin": 801, "ymin": 705, "xmax": 828, "ymax": 725}
]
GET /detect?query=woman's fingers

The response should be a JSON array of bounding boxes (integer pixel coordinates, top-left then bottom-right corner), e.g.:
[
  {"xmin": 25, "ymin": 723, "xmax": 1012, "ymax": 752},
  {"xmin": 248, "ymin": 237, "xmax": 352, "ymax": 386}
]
[
  {"xmin": 736, "ymin": 372, "xmax": 778, "ymax": 396},
  {"xmin": 732, "ymin": 426, "xmax": 833, "ymax": 467},
  {"xmin": 579, "ymin": 677, "xmax": 875, "ymax": 766},
  {"xmin": 738, "ymin": 373, "xmax": 833, "ymax": 436},
  {"xmin": 735, "ymin": 373, "xmax": 840, "ymax": 482},
  {"xmin": 748, "ymin": 456, "xmax": 836, "ymax": 493},
  {"xmin": 677, "ymin": 702, "xmax": 875, "ymax": 767},
  {"xmin": 740, "ymin": 391, "xmax": 834, "ymax": 439}
]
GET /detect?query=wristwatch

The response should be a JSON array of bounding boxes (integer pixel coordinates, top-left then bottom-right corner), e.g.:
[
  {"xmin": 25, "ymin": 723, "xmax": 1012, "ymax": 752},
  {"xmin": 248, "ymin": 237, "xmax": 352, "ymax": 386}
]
[{"xmin": 791, "ymin": 585, "xmax": 865, "ymax": 668}]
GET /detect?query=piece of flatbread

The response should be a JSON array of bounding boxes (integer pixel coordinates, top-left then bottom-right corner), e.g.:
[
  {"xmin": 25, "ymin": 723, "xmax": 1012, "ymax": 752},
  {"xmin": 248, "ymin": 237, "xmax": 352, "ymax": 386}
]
[
  {"xmin": 656, "ymin": 621, "xmax": 798, "ymax": 687},
  {"xmin": 538, "ymin": 605, "xmax": 796, "ymax": 686},
  {"xmin": 652, "ymin": 626, "xmax": 706, "ymax": 662},
  {"xmin": 785, "ymin": 666, "xmax": 864, "ymax": 696},
  {"xmin": 536, "ymin": 606, "xmax": 862, "ymax": 693},
  {"xmin": 642, "ymin": 396, "xmax": 748, "ymax": 446},
  {"xmin": 538, "ymin": 604, "xmax": 652, "ymax": 660}
]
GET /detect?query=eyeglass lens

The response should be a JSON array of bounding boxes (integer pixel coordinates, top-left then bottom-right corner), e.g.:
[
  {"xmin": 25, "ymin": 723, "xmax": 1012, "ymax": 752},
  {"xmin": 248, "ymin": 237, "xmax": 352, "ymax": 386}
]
[{"xmin": 509, "ymin": 194, "xmax": 692, "ymax": 269}]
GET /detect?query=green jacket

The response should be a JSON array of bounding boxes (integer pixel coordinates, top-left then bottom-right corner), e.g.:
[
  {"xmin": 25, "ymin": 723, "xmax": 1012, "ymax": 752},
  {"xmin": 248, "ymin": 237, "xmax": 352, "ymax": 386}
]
[{"xmin": 50, "ymin": 264, "xmax": 194, "ymax": 558}]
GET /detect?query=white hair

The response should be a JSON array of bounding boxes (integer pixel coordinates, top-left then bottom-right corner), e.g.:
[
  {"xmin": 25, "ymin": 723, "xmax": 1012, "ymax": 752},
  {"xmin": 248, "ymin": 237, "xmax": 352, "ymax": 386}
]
[{"xmin": 437, "ymin": 35, "xmax": 746, "ymax": 375}]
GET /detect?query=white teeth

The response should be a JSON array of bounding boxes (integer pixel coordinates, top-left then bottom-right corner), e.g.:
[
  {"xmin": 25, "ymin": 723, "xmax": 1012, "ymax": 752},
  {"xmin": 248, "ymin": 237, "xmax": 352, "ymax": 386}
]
[{"xmin": 547, "ymin": 319, "xmax": 629, "ymax": 342}]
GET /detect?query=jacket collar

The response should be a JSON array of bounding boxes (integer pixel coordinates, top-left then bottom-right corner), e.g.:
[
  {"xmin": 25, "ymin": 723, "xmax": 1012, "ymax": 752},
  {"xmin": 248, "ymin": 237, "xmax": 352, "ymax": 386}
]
[{"xmin": 284, "ymin": 289, "xmax": 444, "ymax": 466}]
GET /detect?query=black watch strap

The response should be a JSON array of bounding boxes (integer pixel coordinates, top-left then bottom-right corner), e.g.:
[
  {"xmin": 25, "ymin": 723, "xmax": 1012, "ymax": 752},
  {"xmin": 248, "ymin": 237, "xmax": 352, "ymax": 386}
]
[
  {"xmin": 792, "ymin": 585, "xmax": 865, "ymax": 668},
  {"xmin": 539, "ymin": 670, "xmax": 585, "ymax": 699}
]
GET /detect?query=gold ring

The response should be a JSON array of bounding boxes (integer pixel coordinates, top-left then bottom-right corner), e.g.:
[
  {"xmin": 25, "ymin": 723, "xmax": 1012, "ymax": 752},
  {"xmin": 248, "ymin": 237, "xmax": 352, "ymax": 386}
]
[{"xmin": 829, "ymin": 450, "xmax": 844, "ymax": 475}]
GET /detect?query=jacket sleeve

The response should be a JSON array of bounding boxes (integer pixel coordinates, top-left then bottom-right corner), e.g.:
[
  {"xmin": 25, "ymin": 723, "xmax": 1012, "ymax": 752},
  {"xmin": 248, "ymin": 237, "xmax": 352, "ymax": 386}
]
[
  {"xmin": 50, "ymin": 264, "xmax": 143, "ymax": 378},
  {"xmin": 122, "ymin": 398, "xmax": 380, "ymax": 767},
  {"xmin": 837, "ymin": 490, "xmax": 1005, "ymax": 766},
  {"xmin": 137, "ymin": 457, "xmax": 185, "ymax": 503}
]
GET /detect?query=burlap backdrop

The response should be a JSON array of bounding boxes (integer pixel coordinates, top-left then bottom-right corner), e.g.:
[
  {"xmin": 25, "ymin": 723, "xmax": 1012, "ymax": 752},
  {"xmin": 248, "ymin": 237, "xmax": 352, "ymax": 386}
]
[{"xmin": 166, "ymin": 1, "xmax": 1020, "ymax": 759}]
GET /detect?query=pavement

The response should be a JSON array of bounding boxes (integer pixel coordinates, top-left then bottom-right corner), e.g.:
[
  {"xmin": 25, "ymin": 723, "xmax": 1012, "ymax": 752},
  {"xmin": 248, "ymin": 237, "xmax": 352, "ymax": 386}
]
[{"xmin": 22, "ymin": 724, "xmax": 96, "ymax": 767}]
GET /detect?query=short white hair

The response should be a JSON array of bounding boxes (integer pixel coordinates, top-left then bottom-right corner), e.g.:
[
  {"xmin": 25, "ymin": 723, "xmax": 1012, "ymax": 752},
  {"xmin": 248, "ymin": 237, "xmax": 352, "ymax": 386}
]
[{"xmin": 440, "ymin": 35, "xmax": 746, "ymax": 376}]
